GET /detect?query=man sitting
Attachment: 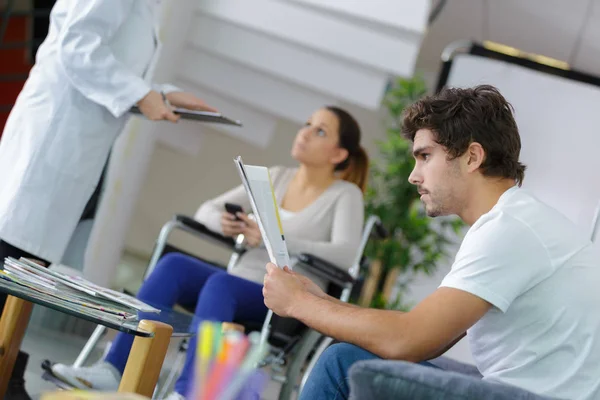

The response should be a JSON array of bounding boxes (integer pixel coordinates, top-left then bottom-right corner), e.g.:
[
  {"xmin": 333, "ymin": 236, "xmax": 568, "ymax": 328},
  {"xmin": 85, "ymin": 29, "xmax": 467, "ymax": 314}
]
[{"xmin": 262, "ymin": 85, "xmax": 600, "ymax": 400}]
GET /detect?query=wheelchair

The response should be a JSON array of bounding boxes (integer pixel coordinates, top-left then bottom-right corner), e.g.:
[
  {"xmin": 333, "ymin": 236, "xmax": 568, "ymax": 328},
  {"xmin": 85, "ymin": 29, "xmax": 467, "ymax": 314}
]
[{"xmin": 50, "ymin": 213, "xmax": 387, "ymax": 399}]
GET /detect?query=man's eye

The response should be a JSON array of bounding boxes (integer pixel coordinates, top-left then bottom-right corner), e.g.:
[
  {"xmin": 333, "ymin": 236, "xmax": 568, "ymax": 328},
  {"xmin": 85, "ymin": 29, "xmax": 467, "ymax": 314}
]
[
  {"xmin": 422, "ymin": 154, "xmax": 430, "ymax": 160},
  {"xmin": 316, "ymin": 129, "xmax": 326, "ymax": 137}
]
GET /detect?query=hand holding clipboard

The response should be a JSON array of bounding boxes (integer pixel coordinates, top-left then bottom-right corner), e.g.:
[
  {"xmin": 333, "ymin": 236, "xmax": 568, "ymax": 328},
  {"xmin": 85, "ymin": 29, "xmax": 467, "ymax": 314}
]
[
  {"xmin": 131, "ymin": 90, "xmax": 243, "ymax": 126},
  {"xmin": 130, "ymin": 105, "xmax": 243, "ymax": 127}
]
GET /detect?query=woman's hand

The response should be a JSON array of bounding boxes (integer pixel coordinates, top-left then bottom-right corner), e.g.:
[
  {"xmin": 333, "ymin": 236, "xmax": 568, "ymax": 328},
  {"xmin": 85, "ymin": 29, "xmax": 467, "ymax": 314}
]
[
  {"xmin": 165, "ymin": 91, "xmax": 217, "ymax": 112},
  {"xmin": 137, "ymin": 90, "xmax": 179, "ymax": 122},
  {"xmin": 220, "ymin": 212, "xmax": 245, "ymax": 237},
  {"xmin": 236, "ymin": 213, "xmax": 262, "ymax": 247}
]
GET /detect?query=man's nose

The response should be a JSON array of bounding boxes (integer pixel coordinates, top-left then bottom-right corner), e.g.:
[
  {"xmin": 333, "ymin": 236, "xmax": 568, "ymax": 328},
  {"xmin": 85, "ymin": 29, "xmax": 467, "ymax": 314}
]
[{"xmin": 408, "ymin": 167, "xmax": 421, "ymax": 185}]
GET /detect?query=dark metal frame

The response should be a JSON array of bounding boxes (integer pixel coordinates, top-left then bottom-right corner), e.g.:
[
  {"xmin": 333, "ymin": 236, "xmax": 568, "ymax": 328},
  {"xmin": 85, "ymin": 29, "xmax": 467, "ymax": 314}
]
[{"xmin": 436, "ymin": 41, "xmax": 600, "ymax": 94}]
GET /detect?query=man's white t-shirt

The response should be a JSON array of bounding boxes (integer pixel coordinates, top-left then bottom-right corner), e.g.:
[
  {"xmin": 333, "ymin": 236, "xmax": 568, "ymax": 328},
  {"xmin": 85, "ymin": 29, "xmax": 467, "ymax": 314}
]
[{"xmin": 441, "ymin": 186, "xmax": 600, "ymax": 400}]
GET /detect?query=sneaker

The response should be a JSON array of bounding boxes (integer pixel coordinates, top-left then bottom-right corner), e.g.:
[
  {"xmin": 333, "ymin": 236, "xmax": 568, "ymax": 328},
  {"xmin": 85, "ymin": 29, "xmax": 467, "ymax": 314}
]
[
  {"xmin": 51, "ymin": 361, "xmax": 121, "ymax": 391},
  {"xmin": 163, "ymin": 393, "xmax": 185, "ymax": 400}
]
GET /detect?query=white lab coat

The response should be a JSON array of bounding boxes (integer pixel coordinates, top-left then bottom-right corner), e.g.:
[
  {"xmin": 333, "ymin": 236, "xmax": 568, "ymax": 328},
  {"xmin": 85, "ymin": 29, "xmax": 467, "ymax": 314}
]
[{"xmin": 0, "ymin": 0, "xmax": 178, "ymax": 263}]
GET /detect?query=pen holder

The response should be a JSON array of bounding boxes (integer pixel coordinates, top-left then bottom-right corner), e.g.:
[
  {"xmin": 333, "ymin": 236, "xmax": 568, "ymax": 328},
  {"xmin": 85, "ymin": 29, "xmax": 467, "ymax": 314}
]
[
  {"xmin": 233, "ymin": 369, "xmax": 269, "ymax": 400},
  {"xmin": 222, "ymin": 322, "xmax": 244, "ymax": 334},
  {"xmin": 191, "ymin": 322, "xmax": 269, "ymax": 400}
]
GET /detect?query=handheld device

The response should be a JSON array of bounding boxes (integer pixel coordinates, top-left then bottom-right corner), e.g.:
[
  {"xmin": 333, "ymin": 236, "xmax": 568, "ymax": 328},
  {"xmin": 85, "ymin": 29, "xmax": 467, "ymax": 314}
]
[{"xmin": 225, "ymin": 203, "xmax": 244, "ymax": 220}]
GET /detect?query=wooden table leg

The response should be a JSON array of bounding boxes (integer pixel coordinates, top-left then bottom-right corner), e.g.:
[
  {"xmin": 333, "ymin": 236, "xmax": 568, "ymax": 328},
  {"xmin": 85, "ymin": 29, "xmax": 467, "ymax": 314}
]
[
  {"xmin": 0, "ymin": 295, "xmax": 33, "ymax": 398},
  {"xmin": 42, "ymin": 391, "xmax": 150, "ymax": 399},
  {"xmin": 118, "ymin": 320, "xmax": 173, "ymax": 398}
]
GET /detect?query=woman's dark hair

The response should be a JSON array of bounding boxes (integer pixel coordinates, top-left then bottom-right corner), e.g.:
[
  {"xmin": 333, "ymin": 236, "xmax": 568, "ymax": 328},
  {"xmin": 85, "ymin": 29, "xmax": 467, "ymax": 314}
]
[
  {"xmin": 402, "ymin": 85, "xmax": 526, "ymax": 186},
  {"xmin": 326, "ymin": 106, "xmax": 369, "ymax": 193}
]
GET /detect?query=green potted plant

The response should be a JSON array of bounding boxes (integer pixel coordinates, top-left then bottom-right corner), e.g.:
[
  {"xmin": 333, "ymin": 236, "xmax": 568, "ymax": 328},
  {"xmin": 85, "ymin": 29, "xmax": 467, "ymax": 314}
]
[{"xmin": 359, "ymin": 76, "xmax": 463, "ymax": 310}]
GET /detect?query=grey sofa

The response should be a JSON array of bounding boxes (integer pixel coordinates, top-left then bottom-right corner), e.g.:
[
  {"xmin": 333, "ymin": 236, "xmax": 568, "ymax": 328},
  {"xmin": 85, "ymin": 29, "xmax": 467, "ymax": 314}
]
[{"xmin": 348, "ymin": 357, "xmax": 555, "ymax": 400}]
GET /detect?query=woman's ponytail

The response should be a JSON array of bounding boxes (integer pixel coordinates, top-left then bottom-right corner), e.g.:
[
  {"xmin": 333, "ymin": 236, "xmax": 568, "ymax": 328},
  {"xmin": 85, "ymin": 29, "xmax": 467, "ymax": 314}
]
[
  {"xmin": 340, "ymin": 146, "xmax": 369, "ymax": 193},
  {"xmin": 326, "ymin": 105, "xmax": 369, "ymax": 193}
]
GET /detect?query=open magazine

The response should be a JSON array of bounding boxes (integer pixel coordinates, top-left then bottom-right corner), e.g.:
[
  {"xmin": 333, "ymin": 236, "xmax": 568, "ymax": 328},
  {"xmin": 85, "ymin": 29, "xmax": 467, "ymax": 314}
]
[
  {"xmin": 2, "ymin": 257, "xmax": 159, "ymax": 314},
  {"xmin": 234, "ymin": 156, "xmax": 291, "ymax": 344},
  {"xmin": 234, "ymin": 156, "xmax": 290, "ymax": 269}
]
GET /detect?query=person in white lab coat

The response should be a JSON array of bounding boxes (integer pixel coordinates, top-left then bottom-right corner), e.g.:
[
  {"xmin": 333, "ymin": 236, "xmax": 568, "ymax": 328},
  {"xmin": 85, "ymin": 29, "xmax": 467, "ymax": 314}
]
[{"xmin": 0, "ymin": 1, "xmax": 214, "ymax": 398}]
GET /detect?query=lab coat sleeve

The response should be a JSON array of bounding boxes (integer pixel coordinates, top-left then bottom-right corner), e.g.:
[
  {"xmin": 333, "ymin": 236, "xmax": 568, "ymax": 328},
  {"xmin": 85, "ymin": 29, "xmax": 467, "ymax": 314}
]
[
  {"xmin": 152, "ymin": 83, "xmax": 183, "ymax": 94},
  {"xmin": 58, "ymin": 0, "xmax": 152, "ymax": 118}
]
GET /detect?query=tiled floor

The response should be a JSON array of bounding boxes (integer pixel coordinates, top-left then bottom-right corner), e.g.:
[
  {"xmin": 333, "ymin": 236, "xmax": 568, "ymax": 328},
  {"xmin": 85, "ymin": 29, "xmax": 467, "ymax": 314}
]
[
  {"xmin": 22, "ymin": 328, "xmax": 104, "ymax": 399},
  {"xmin": 21, "ymin": 325, "xmax": 201, "ymax": 399},
  {"xmin": 21, "ymin": 328, "xmax": 286, "ymax": 399}
]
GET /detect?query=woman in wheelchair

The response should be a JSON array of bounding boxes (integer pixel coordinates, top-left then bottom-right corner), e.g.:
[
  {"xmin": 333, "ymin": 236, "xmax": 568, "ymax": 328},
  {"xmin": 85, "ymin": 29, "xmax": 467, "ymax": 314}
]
[{"xmin": 52, "ymin": 106, "xmax": 369, "ymax": 399}]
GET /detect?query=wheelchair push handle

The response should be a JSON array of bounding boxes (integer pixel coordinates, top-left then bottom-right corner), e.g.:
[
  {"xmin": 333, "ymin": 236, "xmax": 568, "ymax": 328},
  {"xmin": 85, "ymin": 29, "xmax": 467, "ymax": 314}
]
[
  {"xmin": 373, "ymin": 220, "xmax": 390, "ymax": 239},
  {"xmin": 296, "ymin": 253, "xmax": 355, "ymax": 286},
  {"xmin": 174, "ymin": 214, "xmax": 235, "ymax": 247}
]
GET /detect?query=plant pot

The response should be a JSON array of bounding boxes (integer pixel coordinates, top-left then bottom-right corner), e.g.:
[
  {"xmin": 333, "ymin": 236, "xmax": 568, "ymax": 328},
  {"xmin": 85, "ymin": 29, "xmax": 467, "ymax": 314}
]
[
  {"xmin": 358, "ymin": 259, "xmax": 382, "ymax": 307},
  {"xmin": 382, "ymin": 267, "xmax": 400, "ymax": 304}
]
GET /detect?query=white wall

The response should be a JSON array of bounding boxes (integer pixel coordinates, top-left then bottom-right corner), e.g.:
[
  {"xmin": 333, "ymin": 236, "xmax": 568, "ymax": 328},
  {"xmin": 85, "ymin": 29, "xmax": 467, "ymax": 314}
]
[{"xmin": 155, "ymin": 0, "xmax": 431, "ymax": 154}]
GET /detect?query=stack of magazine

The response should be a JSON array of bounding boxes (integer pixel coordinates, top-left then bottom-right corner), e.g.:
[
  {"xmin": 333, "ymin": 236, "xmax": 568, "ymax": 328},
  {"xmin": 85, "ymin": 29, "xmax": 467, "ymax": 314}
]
[{"xmin": 0, "ymin": 257, "xmax": 159, "ymax": 325}]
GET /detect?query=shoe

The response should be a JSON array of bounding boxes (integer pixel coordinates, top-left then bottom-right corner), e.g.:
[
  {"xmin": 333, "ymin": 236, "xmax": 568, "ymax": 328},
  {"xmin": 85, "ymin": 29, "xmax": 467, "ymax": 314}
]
[
  {"xmin": 50, "ymin": 361, "xmax": 120, "ymax": 391},
  {"xmin": 163, "ymin": 393, "xmax": 185, "ymax": 400},
  {"xmin": 5, "ymin": 351, "xmax": 32, "ymax": 400}
]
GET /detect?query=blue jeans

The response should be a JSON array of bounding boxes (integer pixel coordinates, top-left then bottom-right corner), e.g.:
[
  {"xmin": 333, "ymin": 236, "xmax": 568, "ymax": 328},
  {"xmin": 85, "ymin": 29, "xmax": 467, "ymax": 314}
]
[
  {"xmin": 300, "ymin": 343, "xmax": 441, "ymax": 400},
  {"xmin": 104, "ymin": 253, "xmax": 268, "ymax": 396},
  {"xmin": 300, "ymin": 344, "xmax": 549, "ymax": 400}
]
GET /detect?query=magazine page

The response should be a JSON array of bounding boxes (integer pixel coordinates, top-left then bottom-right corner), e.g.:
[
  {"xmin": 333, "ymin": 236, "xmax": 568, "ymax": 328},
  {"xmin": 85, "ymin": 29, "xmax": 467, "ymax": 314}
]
[
  {"xmin": 10, "ymin": 258, "xmax": 159, "ymax": 313},
  {"xmin": 13, "ymin": 257, "xmax": 98, "ymax": 296},
  {"xmin": 68, "ymin": 277, "xmax": 160, "ymax": 314}
]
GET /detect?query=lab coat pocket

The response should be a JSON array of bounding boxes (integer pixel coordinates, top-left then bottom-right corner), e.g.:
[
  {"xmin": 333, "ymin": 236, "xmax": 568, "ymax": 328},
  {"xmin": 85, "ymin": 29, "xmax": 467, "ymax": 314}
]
[{"xmin": 43, "ymin": 94, "xmax": 119, "ymax": 183}]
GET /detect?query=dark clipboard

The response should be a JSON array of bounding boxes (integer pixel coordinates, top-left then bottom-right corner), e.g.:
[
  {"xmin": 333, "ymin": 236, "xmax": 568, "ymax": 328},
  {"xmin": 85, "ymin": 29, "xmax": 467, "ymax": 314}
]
[{"xmin": 130, "ymin": 106, "xmax": 243, "ymax": 127}]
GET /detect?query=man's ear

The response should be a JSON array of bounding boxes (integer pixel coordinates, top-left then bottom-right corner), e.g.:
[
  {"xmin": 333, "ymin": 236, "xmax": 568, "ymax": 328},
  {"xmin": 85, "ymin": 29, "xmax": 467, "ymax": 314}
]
[{"xmin": 465, "ymin": 142, "xmax": 485, "ymax": 172}]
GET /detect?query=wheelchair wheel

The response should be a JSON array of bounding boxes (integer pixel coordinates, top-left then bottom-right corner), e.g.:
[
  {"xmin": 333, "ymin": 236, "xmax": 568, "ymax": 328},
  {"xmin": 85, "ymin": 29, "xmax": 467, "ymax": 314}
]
[{"xmin": 278, "ymin": 329, "xmax": 323, "ymax": 400}]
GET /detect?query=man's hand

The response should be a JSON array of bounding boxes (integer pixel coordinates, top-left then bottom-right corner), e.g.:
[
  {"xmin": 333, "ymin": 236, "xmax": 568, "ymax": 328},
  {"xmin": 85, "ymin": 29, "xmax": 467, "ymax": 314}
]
[
  {"xmin": 220, "ymin": 212, "xmax": 245, "ymax": 237},
  {"xmin": 237, "ymin": 213, "xmax": 262, "ymax": 247},
  {"xmin": 263, "ymin": 263, "xmax": 307, "ymax": 317},
  {"xmin": 165, "ymin": 91, "xmax": 217, "ymax": 112},
  {"xmin": 288, "ymin": 268, "xmax": 326, "ymax": 299},
  {"xmin": 137, "ymin": 90, "xmax": 179, "ymax": 122}
]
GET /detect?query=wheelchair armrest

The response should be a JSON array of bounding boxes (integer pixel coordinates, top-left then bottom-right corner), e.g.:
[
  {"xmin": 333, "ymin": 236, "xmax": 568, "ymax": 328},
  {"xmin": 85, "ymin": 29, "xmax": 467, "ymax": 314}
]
[
  {"xmin": 296, "ymin": 253, "xmax": 355, "ymax": 288},
  {"xmin": 175, "ymin": 214, "xmax": 236, "ymax": 248}
]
